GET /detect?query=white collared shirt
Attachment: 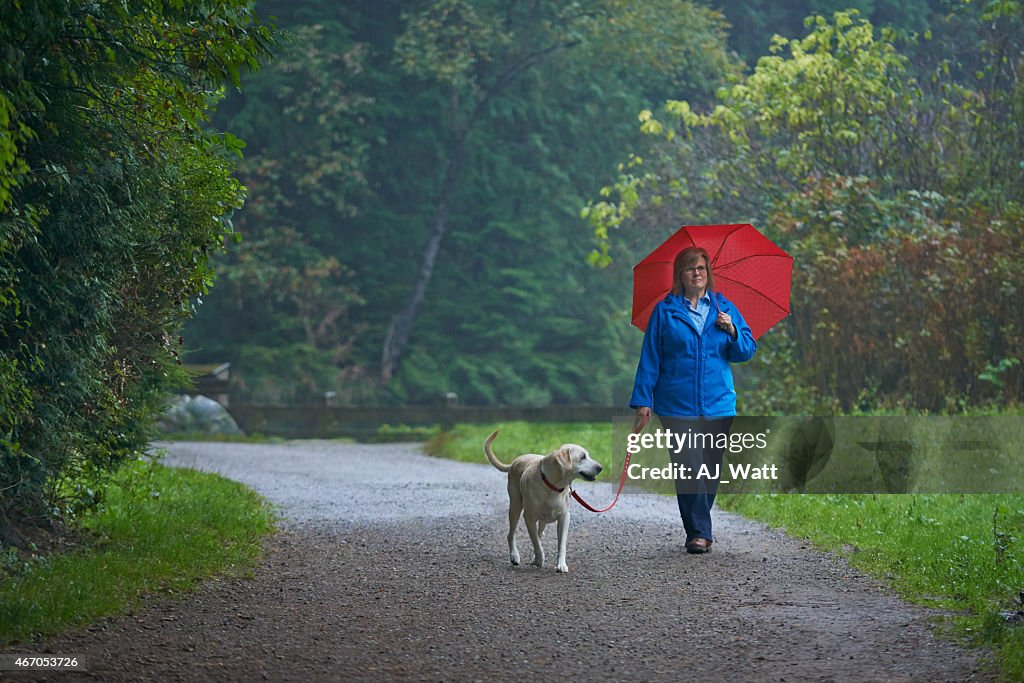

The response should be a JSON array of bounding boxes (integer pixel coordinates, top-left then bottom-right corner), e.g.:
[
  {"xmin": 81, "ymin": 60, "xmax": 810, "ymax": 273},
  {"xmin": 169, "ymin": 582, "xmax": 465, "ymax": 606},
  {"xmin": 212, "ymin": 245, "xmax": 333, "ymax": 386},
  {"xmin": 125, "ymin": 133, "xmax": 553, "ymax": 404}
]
[{"xmin": 683, "ymin": 291, "xmax": 712, "ymax": 335}]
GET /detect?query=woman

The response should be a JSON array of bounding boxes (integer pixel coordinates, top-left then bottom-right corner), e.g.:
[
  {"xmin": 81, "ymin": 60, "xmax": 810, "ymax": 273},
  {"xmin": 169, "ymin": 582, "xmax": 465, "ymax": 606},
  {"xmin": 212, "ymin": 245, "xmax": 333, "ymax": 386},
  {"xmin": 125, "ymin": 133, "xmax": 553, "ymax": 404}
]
[{"xmin": 630, "ymin": 246, "xmax": 757, "ymax": 554}]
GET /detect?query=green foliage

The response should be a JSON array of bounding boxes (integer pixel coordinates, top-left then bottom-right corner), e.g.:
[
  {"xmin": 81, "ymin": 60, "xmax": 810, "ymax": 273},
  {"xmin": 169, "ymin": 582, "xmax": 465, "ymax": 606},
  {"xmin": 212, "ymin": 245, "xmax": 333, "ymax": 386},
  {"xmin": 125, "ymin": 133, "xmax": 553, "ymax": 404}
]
[
  {"xmin": 394, "ymin": 0, "xmax": 514, "ymax": 87},
  {"xmin": 957, "ymin": 1, "xmax": 1024, "ymax": 207},
  {"xmin": 182, "ymin": 2, "xmax": 1023, "ymax": 414},
  {"xmin": 186, "ymin": 15, "xmax": 374, "ymax": 402},
  {"xmin": 375, "ymin": 0, "xmax": 740, "ymax": 390},
  {"xmin": 394, "ymin": 0, "xmax": 736, "ymax": 99},
  {"xmin": 186, "ymin": 0, "xmax": 738, "ymax": 405},
  {"xmin": 716, "ymin": 0, "xmax": 948, "ymax": 66},
  {"xmin": 425, "ymin": 420, "xmax": 614, "ymax": 467},
  {"xmin": 585, "ymin": 11, "xmax": 935, "ymax": 260},
  {"xmin": 586, "ymin": 7, "xmax": 1024, "ymax": 412},
  {"xmin": 0, "ymin": 1, "xmax": 272, "ymax": 533}
]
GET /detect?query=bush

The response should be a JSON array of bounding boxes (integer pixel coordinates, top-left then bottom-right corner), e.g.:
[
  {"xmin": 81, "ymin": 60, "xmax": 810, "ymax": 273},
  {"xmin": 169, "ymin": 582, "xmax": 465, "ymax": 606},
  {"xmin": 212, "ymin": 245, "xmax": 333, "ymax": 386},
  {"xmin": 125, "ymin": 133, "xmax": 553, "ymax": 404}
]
[{"xmin": 0, "ymin": 1, "xmax": 272, "ymax": 541}]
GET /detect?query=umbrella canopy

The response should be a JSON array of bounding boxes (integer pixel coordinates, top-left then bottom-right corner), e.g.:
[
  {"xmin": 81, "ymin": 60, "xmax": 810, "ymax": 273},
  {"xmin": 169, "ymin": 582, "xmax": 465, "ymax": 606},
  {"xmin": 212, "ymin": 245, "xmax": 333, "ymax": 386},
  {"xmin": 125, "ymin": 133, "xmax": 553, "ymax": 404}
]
[{"xmin": 632, "ymin": 223, "xmax": 793, "ymax": 339}]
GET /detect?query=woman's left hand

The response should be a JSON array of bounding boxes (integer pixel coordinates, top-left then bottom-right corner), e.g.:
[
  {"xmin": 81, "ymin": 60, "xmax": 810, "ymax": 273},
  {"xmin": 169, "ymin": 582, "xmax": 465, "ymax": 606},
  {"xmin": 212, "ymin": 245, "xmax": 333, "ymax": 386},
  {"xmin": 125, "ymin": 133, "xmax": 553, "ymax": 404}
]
[{"xmin": 716, "ymin": 312, "xmax": 736, "ymax": 338}]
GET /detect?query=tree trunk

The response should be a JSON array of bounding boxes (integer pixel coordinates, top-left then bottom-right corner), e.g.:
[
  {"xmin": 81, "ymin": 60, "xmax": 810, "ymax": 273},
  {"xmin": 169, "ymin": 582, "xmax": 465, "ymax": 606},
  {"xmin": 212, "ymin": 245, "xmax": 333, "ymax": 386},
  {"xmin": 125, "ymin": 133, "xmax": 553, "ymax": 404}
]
[
  {"xmin": 379, "ymin": 42, "xmax": 570, "ymax": 384},
  {"xmin": 380, "ymin": 135, "xmax": 466, "ymax": 384}
]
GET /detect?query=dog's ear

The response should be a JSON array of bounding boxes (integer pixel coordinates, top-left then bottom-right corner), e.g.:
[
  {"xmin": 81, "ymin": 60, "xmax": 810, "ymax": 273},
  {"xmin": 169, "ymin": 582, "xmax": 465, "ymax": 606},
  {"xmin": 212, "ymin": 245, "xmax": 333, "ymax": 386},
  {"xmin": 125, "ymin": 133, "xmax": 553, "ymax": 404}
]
[{"xmin": 555, "ymin": 447, "xmax": 573, "ymax": 471}]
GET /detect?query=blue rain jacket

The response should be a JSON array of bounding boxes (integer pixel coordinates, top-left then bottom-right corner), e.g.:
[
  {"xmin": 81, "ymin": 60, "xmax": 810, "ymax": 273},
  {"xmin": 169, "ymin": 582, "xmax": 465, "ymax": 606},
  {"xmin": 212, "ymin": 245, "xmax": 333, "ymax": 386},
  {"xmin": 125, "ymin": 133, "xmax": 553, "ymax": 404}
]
[{"xmin": 629, "ymin": 292, "xmax": 757, "ymax": 418}]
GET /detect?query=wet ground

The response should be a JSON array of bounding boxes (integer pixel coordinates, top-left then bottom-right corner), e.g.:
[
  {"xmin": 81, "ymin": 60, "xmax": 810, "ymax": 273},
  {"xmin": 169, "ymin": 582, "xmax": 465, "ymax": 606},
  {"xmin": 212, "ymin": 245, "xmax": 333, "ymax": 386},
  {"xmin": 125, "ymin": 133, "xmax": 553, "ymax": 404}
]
[{"xmin": 1, "ymin": 440, "xmax": 1000, "ymax": 682}]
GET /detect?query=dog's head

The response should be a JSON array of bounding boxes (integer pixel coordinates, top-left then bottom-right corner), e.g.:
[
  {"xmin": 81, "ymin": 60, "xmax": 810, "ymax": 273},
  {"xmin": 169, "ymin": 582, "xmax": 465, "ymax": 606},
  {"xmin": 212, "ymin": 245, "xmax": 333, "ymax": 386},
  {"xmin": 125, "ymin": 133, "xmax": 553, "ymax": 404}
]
[{"xmin": 554, "ymin": 444, "xmax": 603, "ymax": 482}]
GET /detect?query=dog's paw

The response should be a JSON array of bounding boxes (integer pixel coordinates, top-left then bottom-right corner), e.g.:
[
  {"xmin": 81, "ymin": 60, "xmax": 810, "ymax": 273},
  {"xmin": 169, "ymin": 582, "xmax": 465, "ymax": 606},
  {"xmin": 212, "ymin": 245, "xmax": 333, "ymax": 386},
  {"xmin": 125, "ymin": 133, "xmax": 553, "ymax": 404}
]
[
  {"xmin": 510, "ymin": 552, "xmax": 520, "ymax": 566},
  {"xmin": 556, "ymin": 562, "xmax": 569, "ymax": 573},
  {"xmin": 532, "ymin": 558, "xmax": 544, "ymax": 568}
]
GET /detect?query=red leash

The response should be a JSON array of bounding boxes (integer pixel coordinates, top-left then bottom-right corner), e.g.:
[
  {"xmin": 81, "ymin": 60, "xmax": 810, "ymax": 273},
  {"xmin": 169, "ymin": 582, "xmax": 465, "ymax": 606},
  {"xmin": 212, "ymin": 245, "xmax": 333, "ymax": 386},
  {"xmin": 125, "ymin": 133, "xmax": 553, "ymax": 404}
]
[{"xmin": 571, "ymin": 413, "xmax": 649, "ymax": 513}]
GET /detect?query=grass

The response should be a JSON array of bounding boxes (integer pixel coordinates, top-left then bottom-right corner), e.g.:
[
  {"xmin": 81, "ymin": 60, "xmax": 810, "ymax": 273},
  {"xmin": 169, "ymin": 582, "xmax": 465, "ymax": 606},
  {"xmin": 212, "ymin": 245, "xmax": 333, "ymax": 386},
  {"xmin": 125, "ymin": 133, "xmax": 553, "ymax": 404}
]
[
  {"xmin": 425, "ymin": 420, "xmax": 614, "ymax": 465},
  {"xmin": 429, "ymin": 420, "xmax": 1024, "ymax": 681},
  {"xmin": 0, "ymin": 456, "xmax": 275, "ymax": 644}
]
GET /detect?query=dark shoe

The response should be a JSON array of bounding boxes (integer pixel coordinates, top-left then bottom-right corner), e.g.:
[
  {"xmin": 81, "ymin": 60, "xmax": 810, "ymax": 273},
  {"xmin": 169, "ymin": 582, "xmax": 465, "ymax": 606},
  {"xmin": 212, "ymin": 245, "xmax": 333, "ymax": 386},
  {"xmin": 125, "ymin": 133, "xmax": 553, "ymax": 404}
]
[{"xmin": 686, "ymin": 538, "xmax": 711, "ymax": 554}]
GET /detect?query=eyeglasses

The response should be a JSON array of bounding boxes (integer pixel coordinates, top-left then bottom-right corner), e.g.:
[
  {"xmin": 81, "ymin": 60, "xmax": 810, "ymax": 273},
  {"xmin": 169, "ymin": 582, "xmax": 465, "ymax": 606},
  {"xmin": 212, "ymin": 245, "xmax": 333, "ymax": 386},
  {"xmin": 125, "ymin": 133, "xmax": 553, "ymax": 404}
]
[{"xmin": 683, "ymin": 266, "xmax": 707, "ymax": 274}]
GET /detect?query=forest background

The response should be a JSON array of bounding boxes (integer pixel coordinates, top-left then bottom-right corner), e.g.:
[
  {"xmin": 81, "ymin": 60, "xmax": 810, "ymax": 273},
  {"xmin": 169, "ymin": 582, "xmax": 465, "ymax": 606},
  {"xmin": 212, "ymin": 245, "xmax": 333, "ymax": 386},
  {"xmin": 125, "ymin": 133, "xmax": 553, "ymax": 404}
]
[
  {"xmin": 2, "ymin": 0, "xmax": 1023, "ymax": 531},
  {"xmin": 188, "ymin": 0, "xmax": 1024, "ymax": 414}
]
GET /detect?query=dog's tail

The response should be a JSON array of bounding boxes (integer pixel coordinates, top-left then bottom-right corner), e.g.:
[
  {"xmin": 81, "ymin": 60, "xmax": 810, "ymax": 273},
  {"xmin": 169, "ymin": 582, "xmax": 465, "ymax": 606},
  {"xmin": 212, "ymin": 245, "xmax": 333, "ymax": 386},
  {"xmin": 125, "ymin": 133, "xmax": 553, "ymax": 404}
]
[{"xmin": 483, "ymin": 430, "xmax": 511, "ymax": 472}]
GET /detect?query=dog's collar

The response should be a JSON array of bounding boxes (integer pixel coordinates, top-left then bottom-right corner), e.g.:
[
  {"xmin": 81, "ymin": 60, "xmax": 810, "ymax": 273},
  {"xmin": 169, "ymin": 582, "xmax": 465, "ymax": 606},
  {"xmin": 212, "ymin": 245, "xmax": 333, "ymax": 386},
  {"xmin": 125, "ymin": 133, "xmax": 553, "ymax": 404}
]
[{"xmin": 541, "ymin": 469, "xmax": 565, "ymax": 493}]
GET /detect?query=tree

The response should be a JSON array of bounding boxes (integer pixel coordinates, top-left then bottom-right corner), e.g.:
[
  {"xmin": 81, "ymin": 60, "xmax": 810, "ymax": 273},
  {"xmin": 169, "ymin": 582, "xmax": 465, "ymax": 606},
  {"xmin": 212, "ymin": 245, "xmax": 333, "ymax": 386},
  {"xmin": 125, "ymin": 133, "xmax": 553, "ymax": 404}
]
[
  {"xmin": 583, "ymin": 10, "xmax": 954, "ymax": 270},
  {"xmin": 714, "ymin": 0, "xmax": 947, "ymax": 67},
  {"xmin": 182, "ymin": 0, "xmax": 737, "ymax": 405},
  {"xmin": 0, "ymin": 0, "xmax": 272, "ymax": 538},
  {"xmin": 380, "ymin": 0, "xmax": 735, "ymax": 384},
  {"xmin": 584, "ymin": 7, "xmax": 1024, "ymax": 411}
]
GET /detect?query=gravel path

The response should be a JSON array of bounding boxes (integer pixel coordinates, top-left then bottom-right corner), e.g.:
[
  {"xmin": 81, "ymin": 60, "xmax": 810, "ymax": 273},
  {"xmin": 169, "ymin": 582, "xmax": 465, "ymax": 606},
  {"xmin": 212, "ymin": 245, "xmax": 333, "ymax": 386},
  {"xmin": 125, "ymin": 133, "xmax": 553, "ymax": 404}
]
[{"xmin": 3, "ymin": 440, "xmax": 1000, "ymax": 682}]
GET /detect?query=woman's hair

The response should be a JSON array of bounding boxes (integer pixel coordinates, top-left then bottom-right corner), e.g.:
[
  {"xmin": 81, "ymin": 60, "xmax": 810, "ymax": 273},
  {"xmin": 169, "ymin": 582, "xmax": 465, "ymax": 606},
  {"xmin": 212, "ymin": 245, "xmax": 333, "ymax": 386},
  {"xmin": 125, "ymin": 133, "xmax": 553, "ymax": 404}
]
[{"xmin": 671, "ymin": 246, "xmax": 714, "ymax": 296}]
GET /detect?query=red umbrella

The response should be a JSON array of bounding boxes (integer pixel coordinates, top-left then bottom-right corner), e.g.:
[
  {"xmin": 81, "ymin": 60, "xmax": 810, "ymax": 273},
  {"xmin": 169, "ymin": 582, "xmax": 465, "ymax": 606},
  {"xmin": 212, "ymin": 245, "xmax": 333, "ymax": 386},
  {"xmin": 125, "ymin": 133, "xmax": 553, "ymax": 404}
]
[{"xmin": 632, "ymin": 223, "xmax": 792, "ymax": 339}]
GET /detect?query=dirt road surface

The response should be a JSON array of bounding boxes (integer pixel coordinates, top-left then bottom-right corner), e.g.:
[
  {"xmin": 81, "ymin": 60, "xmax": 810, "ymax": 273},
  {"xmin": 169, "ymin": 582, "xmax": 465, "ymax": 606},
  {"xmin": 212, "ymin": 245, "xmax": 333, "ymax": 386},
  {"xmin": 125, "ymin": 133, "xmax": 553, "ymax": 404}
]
[{"xmin": 2, "ymin": 441, "xmax": 1000, "ymax": 682}]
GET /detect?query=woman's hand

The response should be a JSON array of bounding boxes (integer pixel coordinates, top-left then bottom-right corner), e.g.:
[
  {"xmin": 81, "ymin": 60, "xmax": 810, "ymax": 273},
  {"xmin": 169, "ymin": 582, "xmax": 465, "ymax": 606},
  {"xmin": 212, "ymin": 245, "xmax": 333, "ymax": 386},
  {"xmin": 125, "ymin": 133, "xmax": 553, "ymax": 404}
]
[
  {"xmin": 634, "ymin": 406, "xmax": 651, "ymax": 433},
  {"xmin": 716, "ymin": 312, "xmax": 737, "ymax": 338}
]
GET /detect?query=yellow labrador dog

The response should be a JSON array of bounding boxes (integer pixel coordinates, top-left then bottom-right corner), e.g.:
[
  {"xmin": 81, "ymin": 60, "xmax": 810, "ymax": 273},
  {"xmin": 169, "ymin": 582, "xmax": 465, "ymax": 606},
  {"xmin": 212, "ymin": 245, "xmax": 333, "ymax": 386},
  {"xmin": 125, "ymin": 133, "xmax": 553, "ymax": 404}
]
[{"xmin": 484, "ymin": 430, "xmax": 602, "ymax": 573}]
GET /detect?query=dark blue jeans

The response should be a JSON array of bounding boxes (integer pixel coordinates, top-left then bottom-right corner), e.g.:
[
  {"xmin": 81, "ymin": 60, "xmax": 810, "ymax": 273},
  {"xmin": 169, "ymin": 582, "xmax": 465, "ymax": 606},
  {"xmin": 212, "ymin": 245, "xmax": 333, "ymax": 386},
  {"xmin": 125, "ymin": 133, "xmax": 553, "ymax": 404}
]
[{"xmin": 659, "ymin": 416, "xmax": 735, "ymax": 543}]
